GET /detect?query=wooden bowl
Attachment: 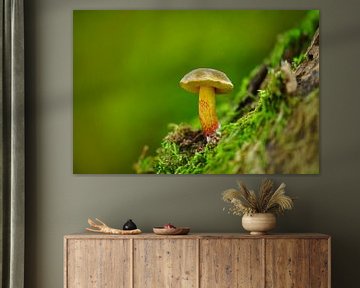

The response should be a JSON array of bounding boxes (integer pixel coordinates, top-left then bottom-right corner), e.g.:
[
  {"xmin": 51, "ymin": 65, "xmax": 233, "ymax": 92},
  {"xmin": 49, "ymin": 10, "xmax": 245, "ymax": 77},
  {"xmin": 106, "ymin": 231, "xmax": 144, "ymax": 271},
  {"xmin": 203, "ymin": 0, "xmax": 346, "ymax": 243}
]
[{"xmin": 153, "ymin": 227, "xmax": 190, "ymax": 235}]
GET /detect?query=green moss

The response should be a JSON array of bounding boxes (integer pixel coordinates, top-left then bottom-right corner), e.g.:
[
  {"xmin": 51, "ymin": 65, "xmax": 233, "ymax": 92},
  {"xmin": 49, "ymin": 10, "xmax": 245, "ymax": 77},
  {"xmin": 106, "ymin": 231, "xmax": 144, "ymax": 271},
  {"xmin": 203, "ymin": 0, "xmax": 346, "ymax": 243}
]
[
  {"xmin": 268, "ymin": 10, "xmax": 319, "ymax": 68},
  {"xmin": 135, "ymin": 11, "xmax": 319, "ymax": 174},
  {"xmin": 292, "ymin": 53, "xmax": 307, "ymax": 69},
  {"xmin": 201, "ymin": 70, "xmax": 291, "ymax": 174}
]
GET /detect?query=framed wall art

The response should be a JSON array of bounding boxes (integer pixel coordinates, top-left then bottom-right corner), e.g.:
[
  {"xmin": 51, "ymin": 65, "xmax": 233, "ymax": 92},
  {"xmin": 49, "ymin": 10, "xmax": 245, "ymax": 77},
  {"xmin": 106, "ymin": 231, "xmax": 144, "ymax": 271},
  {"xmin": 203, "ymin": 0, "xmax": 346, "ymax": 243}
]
[{"xmin": 73, "ymin": 10, "xmax": 319, "ymax": 174}]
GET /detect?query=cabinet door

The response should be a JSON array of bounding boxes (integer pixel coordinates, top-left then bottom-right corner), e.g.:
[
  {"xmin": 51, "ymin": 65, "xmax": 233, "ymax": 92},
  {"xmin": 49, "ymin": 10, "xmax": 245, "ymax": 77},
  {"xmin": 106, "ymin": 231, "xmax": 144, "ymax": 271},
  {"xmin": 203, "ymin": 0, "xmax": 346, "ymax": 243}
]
[
  {"xmin": 134, "ymin": 239, "xmax": 198, "ymax": 288},
  {"xmin": 266, "ymin": 239, "xmax": 310, "ymax": 288},
  {"xmin": 200, "ymin": 239, "xmax": 264, "ymax": 288},
  {"xmin": 309, "ymin": 239, "xmax": 330, "ymax": 288},
  {"xmin": 66, "ymin": 239, "xmax": 131, "ymax": 288},
  {"xmin": 265, "ymin": 239, "xmax": 329, "ymax": 288}
]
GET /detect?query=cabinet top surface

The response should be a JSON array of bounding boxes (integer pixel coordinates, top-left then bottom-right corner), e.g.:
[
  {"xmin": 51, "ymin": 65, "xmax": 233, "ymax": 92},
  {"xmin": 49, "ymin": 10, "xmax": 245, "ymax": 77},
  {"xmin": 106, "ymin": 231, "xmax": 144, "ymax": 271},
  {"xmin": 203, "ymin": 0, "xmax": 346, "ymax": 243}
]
[{"xmin": 64, "ymin": 232, "xmax": 330, "ymax": 240}]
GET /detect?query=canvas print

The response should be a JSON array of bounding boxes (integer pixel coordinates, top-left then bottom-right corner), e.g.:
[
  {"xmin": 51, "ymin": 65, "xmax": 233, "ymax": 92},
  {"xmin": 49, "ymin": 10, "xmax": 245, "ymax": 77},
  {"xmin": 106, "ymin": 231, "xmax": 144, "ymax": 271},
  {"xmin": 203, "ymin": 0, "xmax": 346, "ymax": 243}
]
[{"xmin": 73, "ymin": 10, "xmax": 319, "ymax": 174}]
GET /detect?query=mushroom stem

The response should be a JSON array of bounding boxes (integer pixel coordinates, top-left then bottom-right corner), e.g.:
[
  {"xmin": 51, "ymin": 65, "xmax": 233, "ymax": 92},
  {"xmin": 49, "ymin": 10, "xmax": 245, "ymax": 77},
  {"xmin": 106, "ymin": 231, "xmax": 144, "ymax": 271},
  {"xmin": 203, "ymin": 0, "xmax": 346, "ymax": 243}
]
[{"xmin": 198, "ymin": 86, "xmax": 219, "ymax": 137}]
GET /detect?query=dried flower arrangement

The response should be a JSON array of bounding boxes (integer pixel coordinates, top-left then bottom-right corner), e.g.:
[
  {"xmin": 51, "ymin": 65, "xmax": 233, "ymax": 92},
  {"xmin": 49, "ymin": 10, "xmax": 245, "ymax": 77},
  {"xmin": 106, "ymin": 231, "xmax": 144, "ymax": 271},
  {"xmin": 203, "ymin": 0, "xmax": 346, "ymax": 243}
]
[{"xmin": 222, "ymin": 178, "xmax": 294, "ymax": 216}]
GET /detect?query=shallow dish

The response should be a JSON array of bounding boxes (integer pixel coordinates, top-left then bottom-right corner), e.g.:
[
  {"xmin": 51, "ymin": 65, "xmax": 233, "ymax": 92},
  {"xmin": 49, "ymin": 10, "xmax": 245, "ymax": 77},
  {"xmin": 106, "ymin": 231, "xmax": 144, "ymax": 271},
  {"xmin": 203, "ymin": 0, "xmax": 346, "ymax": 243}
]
[{"xmin": 153, "ymin": 227, "xmax": 190, "ymax": 235}]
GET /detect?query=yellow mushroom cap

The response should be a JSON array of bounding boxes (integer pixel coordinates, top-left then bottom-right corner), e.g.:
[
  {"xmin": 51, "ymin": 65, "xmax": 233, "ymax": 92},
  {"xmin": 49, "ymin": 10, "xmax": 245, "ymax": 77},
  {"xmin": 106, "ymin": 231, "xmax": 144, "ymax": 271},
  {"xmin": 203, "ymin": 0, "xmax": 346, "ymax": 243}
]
[{"xmin": 180, "ymin": 68, "xmax": 233, "ymax": 94}]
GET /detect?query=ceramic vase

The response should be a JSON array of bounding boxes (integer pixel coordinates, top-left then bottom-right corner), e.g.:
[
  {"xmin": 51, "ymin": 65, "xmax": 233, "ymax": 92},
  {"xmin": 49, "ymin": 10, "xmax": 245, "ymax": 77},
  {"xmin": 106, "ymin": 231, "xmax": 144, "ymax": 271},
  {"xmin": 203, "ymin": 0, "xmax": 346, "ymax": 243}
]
[{"xmin": 242, "ymin": 213, "xmax": 276, "ymax": 235}]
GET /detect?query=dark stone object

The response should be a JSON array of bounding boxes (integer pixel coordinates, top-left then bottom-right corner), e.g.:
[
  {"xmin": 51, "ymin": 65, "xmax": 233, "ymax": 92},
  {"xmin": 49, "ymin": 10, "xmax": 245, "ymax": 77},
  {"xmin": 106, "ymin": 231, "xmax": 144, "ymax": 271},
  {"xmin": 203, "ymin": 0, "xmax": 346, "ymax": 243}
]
[{"xmin": 123, "ymin": 219, "xmax": 137, "ymax": 230}]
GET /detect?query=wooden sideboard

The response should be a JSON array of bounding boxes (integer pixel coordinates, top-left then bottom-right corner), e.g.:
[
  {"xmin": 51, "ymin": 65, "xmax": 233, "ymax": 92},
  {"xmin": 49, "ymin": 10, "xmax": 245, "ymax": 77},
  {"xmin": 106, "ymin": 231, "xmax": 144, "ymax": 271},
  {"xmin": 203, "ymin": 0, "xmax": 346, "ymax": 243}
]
[{"xmin": 64, "ymin": 233, "xmax": 330, "ymax": 288}]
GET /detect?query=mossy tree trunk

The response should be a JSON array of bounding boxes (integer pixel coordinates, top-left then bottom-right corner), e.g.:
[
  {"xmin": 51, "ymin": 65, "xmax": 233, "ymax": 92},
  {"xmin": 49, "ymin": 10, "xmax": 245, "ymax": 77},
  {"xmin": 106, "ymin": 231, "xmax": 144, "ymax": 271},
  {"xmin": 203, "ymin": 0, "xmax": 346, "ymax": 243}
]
[{"xmin": 135, "ymin": 12, "xmax": 320, "ymax": 174}]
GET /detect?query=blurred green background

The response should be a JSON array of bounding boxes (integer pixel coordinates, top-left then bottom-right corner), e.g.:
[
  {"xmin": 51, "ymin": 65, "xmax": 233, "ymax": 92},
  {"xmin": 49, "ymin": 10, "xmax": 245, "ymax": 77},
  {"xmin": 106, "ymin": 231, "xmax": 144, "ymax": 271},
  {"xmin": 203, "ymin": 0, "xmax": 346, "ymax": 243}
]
[{"xmin": 73, "ymin": 10, "xmax": 307, "ymax": 174}]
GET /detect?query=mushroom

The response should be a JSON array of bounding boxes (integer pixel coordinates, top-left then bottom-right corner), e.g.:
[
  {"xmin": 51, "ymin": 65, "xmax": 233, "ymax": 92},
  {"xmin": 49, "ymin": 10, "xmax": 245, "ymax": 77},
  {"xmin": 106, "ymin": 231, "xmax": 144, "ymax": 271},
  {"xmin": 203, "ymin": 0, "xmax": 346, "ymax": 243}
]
[{"xmin": 180, "ymin": 68, "xmax": 233, "ymax": 141}]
